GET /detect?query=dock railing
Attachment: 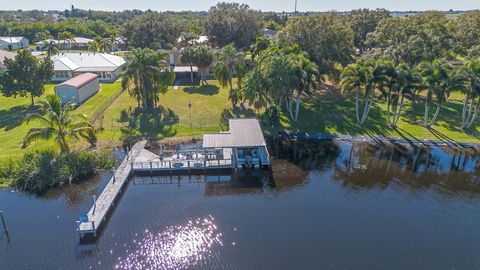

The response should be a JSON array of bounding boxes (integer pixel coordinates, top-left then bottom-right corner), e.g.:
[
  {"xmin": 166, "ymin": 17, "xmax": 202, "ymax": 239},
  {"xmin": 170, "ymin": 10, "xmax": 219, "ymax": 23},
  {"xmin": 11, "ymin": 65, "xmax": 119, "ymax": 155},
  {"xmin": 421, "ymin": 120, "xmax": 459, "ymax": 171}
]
[{"xmin": 132, "ymin": 158, "xmax": 233, "ymax": 172}]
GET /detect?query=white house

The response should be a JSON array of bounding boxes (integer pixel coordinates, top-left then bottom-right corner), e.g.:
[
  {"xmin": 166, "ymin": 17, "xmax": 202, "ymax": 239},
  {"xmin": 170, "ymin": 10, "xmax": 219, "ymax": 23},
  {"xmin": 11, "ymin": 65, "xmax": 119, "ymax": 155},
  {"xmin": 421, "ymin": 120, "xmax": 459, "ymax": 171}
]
[
  {"xmin": 35, "ymin": 37, "xmax": 94, "ymax": 51},
  {"xmin": 54, "ymin": 73, "xmax": 100, "ymax": 105},
  {"xmin": 0, "ymin": 36, "xmax": 30, "ymax": 51},
  {"xmin": 50, "ymin": 52, "xmax": 125, "ymax": 82},
  {"xmin": 0, "ymin": 50, "xmax": 16, "ymax": 72},
  {"xmin": 176, "ymin": 35, "xmax": 209, "ymax": 46}
]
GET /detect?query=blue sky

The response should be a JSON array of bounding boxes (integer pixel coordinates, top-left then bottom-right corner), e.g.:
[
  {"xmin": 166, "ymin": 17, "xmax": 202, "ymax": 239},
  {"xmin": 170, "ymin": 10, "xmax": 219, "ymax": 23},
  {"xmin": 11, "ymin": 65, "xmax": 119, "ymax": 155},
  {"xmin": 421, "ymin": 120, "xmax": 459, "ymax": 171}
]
[{"xmin": 4, "ymin": 0, "xmax": 479, "ymax": 12}]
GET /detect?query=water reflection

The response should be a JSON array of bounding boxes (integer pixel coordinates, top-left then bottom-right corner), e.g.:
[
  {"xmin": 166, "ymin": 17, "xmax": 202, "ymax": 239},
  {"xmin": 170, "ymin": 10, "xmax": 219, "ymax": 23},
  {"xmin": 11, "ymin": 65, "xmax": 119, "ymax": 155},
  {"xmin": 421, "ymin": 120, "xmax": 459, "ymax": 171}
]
[
  {"xmin": 115, "ymin": 216, "xmax": 222, "ymax": 270},
  {"xmin": 268, "ymin": 137, "xmax": 340, "ymax": 170}
]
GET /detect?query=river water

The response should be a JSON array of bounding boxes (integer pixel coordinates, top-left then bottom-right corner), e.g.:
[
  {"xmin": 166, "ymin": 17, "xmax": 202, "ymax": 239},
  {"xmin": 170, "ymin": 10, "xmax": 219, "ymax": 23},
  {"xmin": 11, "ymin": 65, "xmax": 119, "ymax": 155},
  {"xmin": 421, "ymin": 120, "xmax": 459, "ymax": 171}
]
[{"xmin": 1, "ymin": 139, "xmax": 480, "ymax": 269}]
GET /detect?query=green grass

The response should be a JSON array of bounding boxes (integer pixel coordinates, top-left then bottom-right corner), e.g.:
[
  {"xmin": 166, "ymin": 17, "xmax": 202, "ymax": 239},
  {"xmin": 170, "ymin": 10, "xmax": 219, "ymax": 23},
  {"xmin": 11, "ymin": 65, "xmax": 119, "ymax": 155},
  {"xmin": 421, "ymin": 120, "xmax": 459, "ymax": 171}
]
[
  {"xmin": 97, "ymin": 80, "xmax": 231, "ymax": 142},
  {"xmin": 0, "ymin": 81, "xmax": 123, "ymax": 160},
  {"xmin": 1, "ymin": 78, "xmax": 479, "ymax": 162},
  {"xmin": 276, "ymin": 90, "xmax": 480, "ymax": 143}
]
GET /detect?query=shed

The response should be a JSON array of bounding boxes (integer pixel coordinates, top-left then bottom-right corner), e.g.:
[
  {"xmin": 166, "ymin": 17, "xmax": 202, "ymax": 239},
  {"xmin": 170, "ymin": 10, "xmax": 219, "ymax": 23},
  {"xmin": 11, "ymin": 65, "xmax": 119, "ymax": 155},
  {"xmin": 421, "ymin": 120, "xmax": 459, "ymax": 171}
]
[{"xmin": 54, "ymin": 73, "xmax": 100, "ymax": 105}]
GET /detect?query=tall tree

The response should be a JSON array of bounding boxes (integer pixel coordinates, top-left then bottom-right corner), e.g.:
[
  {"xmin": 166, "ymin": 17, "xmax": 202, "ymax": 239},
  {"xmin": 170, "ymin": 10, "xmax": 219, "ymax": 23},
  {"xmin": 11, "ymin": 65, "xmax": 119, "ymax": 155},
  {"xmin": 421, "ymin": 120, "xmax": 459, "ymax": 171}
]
[
  {"xmin": 347, "ymin": 9, "xmax": 390, "ymax": 54},
  {"xmin": 1, "ymin": 50, "xmax": 54, "ymax": 106},
  {"xmin": 277, "ymin": 13, "xmax": 354, "ymax": 80},
  {"xmin": 122, "ymin": 12, "xmax": 185, "ymax": 49},
  {"xmin": 214, "ymin": 44, "xmax": 246, "ymax": 106},
  {"xmin": 205, "ymin": 2, "xmax": 262, "ymax": 48},
  {"xmin": 22, "ymin": 95, "xmax": 93, "ymax": 154},
  {"xmin": 121, "ymin": 48, "xmax": 174, "ymax": 108},
  {"xmin": 367, "ymin": 12, "xmax": 453, "ymax": 66},
  {"xmin": 180, "ymin": 46, "xmax": 196, "ymax": 83},
  {"xmin": 57, "ymin": 31, "xmax": 76, "ymax": 50},
  {"xmin": 340, "ymin": 60, "xmax": 390, "ymax": 125},
  {"xmin": 192, "ymin": 44, "xmax": 214, "ymax": 85},
  {"xmin": 385, "ymin": 63, "xmax": 421, "ymax": 127},
  {"xmin": 452, "ymin": 11, "xmax": 480, "ymax": 57},
  {"xmin": 417, "ymin": 60, "xmax": 461, "ymax": 127},
  {"xmin": 459, "ymin": 59, "xmax": 480, "ymax": 129},
  {"xmin": 43, "ymin": 40, "xmax": 59, "ymax": 57}
]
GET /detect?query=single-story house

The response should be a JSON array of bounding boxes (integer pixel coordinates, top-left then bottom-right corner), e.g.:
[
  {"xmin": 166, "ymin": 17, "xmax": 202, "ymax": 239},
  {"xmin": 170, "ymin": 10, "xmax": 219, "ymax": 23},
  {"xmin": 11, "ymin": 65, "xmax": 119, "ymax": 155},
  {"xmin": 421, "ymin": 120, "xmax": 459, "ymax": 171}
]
[
  {"xmin": 35, "ymin": 37, "xmax": 94, "ymax": 51},
  {"xmin": 50, "ymin": 52, "xmax": 125, "ymax": 82},
  {"xmin": 54, "ymin": 73, "xmax": 100, "ymax": 105},
  {"xmin": 0, "ymin": 36, "xmax": 30, "ymax": 51},
  {"xmin": 0, "ymin": 50, "xmax": 17, "ymax": 72},
  {"xmin": 162, "ymin": 49, "xmax": 214, "ymax": 80}
]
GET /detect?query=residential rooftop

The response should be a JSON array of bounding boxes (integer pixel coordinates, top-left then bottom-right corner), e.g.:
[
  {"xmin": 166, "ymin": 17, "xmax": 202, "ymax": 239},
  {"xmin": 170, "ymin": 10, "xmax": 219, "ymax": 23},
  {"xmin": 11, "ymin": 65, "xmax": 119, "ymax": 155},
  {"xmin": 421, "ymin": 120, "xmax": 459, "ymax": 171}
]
[
  {"xmin": 203, "ymin": 119, "xmax": 267, "ymax": 148},
  {"xmin": 51, "ymin": 52, "xmax": 125, "ymax": 72},
  {"xmin": 58, "ymin": 73, "xmax": 98, "ymax": 88}
]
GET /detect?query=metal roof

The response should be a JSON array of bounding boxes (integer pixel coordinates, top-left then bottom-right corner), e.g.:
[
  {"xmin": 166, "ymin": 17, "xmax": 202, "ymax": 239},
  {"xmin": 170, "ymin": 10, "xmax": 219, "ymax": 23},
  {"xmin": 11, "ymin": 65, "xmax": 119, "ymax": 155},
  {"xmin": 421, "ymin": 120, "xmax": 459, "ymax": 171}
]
[
  {"xmin": 35, "ymin": 37, "xmax": 94, "ymax": 45},
  {"xmin": 203, "ymin": 119, "xmax": 267, "ymax": 148},
  {"xmin": 57, "ymin": 73, "xmax": 98, "ymax": 89},
  {"xmin": 0, "ymin": 37, "xmax": 27, "ymax": 44},
  {"xmin": 51, "ymin": 53, "xmax": 125, "ymax": 72}
]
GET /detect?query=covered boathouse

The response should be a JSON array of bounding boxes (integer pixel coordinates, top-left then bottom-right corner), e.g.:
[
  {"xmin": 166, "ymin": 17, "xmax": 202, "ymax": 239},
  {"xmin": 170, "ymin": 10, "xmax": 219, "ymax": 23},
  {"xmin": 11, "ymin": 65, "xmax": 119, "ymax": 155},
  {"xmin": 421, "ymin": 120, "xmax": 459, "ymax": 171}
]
[{"xmin": 203, "ymin": 119, "xmax": 270, "ymax": 169}]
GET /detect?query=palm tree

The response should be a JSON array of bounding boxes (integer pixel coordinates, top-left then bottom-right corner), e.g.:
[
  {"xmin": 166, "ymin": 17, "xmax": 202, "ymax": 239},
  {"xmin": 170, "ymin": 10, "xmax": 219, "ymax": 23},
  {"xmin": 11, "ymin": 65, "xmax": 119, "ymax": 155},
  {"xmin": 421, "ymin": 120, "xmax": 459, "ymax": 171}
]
[
  {"xmin": 121, "ymin": 48, "xmax": 174, "ymax": 108},
  {"xmin": 57, "ymin": 31, "xmax": 76, "ymax": 50},
  {"xmin": 243, "ymin": 68, "xmax": 269, "ymax": 112},
  {"xmin": 22, "ymin": 95, "xmax": 93, "ymax": 154},
  {"xmin": 291, "ymin": 52, "xmax": 318, "ymax": 122},
  {"xmin": 459, "ymin": 59, "xmax": 480, "ymax": 130},
  {"xmin": 341, "ymin": 61, "xmax": 371, "ymax": 125},
  {"xmin": 44, "ymin": 40, "xmax": 59, "ymax": 57},
  {"xmin": 87, "ymin": 40, "xmax": 99, "ymax": 52},
  {"xmin": 192, "ymin": 43, "xmax": 214, "ymax": 85},
  {"xmin": 417, "ymin": 60, "xmax": 453, "ymax": 127},
  {"xmin": 386, "ymin": 63, "xmax": 421, "ymax": 127},
  {"xmin": 214, "ymin": 44, "xmax": 246, "ymax": 106},
  {"xmin": 99, "ymin": 38, "xmax": 112, "ymax": 53},
  {"xmin": 341, "ymin": 60, "xmax": 391, "ymax": 125},
  {"xmin": 180, "ymin": 46, "xmax": 196, "ymax": 83}
]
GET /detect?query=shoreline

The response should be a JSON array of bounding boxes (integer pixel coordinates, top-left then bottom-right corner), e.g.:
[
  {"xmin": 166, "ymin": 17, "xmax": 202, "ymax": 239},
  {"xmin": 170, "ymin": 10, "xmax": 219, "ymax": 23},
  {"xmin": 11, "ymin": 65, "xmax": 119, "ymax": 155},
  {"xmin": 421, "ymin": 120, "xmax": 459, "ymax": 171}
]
[{"xmin": 276, "ymin": 131, "xmax": 480, "ymax": 149}]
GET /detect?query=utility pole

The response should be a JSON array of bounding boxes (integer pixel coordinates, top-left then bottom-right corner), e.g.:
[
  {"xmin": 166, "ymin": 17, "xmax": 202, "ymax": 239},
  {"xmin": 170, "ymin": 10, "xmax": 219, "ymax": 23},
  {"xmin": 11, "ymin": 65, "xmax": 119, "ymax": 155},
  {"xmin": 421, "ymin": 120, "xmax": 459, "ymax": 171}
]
[
  {"xmin": 188, "ymin": 101, "xmax": 193, "ymax": 139},
  {"xmin": 294, "ymin": 0, "xmax": 298, "ymax": 15}
]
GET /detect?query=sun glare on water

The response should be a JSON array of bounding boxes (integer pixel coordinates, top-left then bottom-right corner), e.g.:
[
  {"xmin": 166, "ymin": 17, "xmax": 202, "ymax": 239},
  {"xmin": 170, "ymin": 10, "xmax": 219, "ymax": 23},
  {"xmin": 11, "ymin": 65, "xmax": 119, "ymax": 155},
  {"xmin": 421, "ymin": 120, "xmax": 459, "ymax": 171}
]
[{"xmin": 115, "ymin": 216, "xmax": 223, "ymax": 270}]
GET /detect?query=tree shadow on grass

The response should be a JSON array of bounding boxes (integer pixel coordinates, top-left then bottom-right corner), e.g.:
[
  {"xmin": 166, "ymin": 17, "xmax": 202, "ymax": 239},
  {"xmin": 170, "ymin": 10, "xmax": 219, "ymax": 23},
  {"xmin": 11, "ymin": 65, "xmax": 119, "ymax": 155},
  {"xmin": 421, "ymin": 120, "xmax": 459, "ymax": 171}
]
[
  {"xmin": 183, "ymin": 85, "xmax": 220, "ymax": 95},
  {"xmin": 277, "ymin": 94, "xmax": 390, "ymax": 137},
  {"xmin": 393, "ymin": 127, "xmax": 428, "ymax": 148},
  {"xmin": 120, "ymin": 106, "xmax": 179, "ymax": 140},
  {"xmin": 0, "ymin": 104, "xmax": 41, "ymax": 131},
  {"xmin": 427, "ymin": 127, "xmax": 464, "ymax": 148},
  {"xmin": 220, "ymin": 107, "xmax": 257, "ymax": 129}
]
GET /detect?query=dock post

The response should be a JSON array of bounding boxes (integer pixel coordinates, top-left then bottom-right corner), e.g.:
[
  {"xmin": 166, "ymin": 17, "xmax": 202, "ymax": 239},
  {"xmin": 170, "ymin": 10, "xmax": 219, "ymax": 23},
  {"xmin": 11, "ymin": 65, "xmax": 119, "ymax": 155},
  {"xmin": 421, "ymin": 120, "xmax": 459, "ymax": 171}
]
[
  {"xmin": 150, "ymin": 162, "xmax": 153, "ymax": 174},
  {"xmin": 0, "ymin": 210, "xmax": 8, "ymax": 236},
  {"xmin": 93, "ymin": 195, "xmax": 97, "ymax": 215}
]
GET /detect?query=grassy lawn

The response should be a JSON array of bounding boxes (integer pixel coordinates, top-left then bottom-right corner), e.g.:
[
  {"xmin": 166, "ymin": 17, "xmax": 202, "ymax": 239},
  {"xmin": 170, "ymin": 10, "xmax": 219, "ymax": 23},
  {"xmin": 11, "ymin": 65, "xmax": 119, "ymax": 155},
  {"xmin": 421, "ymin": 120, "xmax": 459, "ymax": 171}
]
[
  {"xmin": 0, "ymin": 81, "xmax": 122, "ymax": 160},
  {"xmin": 1, "ymin": 78, "xmax": 479, "ymax": 162},
  {"xmin": 97, "ymin": 80, "xmax": 231, "ymax": 142},
  {"xmin": 277, "ymin": 90, "xmax": 480, "ymax": 143}
]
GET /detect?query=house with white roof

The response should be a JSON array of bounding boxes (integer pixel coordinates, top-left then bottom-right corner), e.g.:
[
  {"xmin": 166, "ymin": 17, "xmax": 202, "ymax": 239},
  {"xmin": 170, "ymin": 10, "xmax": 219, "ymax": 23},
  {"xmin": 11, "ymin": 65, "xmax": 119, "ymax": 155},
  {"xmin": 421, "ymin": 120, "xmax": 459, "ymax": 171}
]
[
  {"xmin": 50, "ymin": 52, "xmax": 125, "ymax": 82},
  {"xmin": 0, "ymin": 36, "xmax": 30, "ymax": 51},
  {"xmin": 35, "ymin": 37, "xmax": 94, "ymax": 51},
  {"xmin": 176, "ymin": 35, "xmax": 209, "ymax": 46},
  {"xmin": 0, "ymin": 50, "xmax": 17, "ymax": 72}
]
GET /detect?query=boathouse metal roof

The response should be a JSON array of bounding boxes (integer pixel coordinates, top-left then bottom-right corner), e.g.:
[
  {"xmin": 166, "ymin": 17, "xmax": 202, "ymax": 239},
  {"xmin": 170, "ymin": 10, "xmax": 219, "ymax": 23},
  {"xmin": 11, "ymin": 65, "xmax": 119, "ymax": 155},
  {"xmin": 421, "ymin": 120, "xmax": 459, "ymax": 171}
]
[{"xmin": 203, "ymin": 119, "xmax": 267, "ymax": 148}]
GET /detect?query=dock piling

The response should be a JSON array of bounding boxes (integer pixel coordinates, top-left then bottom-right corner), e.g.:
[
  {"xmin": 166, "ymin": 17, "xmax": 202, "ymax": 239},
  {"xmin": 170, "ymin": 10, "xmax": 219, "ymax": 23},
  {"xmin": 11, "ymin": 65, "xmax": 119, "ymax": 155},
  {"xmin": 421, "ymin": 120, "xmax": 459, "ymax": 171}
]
[{"xmin": 0, "ymin": 210, "xmax": 8, "ymax": 236}]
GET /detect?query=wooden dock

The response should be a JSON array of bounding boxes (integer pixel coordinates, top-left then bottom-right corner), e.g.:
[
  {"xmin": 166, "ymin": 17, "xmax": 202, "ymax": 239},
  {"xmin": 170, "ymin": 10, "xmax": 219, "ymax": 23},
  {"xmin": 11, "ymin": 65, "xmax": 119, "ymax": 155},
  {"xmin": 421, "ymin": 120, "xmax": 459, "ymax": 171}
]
[{"xmin": 76, "ymin": 141, "xmax": 146, "ymax": 237}]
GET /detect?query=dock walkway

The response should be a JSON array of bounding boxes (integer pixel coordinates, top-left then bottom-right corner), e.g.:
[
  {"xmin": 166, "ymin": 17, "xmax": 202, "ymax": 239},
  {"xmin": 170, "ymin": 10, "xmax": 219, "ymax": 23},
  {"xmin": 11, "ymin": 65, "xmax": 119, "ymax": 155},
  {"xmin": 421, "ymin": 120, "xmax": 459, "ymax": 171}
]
[{"xmin": 77, "ymin": 141, "xmax": 146, "ymax": 236}]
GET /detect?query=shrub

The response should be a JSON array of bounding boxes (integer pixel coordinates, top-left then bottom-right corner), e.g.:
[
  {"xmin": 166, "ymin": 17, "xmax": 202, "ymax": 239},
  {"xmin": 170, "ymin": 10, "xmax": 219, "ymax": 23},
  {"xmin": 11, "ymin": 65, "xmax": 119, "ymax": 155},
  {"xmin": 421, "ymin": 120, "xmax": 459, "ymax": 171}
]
[{"xmin": 12, "ymin": 148, "xmax": 116, "ymax": 193}]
